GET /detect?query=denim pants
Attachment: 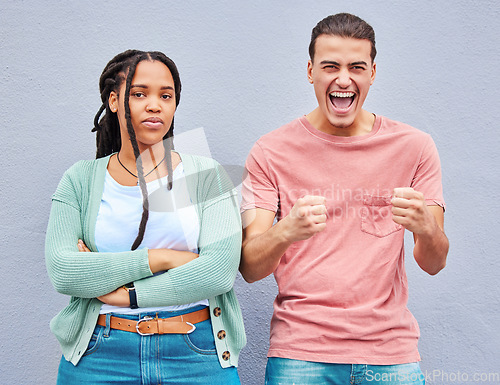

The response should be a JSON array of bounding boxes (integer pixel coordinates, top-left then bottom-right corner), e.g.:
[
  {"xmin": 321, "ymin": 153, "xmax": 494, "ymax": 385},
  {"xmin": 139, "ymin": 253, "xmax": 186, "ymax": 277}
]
[
  {"xmin": 57, "ymin": 306, "xmax": 240, "ymax": 384},
  {"xmin": 265, "ymin": 357, "xmax": 425, "ymax": 385}
]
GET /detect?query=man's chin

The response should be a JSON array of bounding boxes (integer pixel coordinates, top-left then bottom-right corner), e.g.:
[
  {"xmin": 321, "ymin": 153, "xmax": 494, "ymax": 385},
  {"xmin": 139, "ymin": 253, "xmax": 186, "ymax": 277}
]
[{"xmin": 327, "ymin": 117, "xmax": 355, "ymax": 130}]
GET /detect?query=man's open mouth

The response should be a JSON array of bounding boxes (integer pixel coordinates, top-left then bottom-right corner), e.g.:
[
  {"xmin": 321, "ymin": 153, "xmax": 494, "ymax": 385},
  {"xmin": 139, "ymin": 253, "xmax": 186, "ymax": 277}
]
[{"xmin": 329, "ymin": 91, "xmax": 355, "ymax": 110}]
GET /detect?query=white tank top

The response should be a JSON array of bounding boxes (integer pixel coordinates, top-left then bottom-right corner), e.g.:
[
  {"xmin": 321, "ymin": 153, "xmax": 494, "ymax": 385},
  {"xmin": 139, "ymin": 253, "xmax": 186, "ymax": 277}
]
[{"xmin": 95, "ymin": 162, "xmax": 208, "ymax": 314}]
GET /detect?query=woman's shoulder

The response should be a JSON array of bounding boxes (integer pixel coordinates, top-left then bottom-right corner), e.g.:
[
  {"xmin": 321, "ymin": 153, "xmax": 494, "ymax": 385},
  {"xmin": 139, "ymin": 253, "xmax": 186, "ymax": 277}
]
[
  {"xmin": 53, "ymin": 156, "xmax": 110, "ymax": 200},
  {"xmin": 177, "ymin": 153, "xmax": 229, "ymax": 183},
  {"xmin": 178, "ymin": 152, "xmax": 221, "ymax": 172},
  {"xmin": 177, "ymin": 153, "xmax": 235, "ymax": 197},
  {"xmin": 63, "ymin": 156, "xmax": 110, "ymax": 181}
]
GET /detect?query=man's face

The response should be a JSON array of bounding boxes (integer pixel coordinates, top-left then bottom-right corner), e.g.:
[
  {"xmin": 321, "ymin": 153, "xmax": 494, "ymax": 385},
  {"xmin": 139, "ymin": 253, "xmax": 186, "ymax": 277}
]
[{"xmin": 307, "ymin": 34, "xmax": 376, "ymax": 133}]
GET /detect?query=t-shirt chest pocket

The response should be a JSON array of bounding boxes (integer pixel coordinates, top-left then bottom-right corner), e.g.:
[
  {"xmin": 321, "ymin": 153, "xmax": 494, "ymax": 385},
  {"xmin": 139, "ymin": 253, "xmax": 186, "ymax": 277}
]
[{"xmin": 361, "ymin": 194, "xmax": 402, "ymax": 237}]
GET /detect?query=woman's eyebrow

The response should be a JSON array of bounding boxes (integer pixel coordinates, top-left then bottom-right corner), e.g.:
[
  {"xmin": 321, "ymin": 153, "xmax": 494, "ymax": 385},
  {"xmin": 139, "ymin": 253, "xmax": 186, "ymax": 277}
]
[{"xmin": 131, "ymin": 84, "xmax": 174, "ymax": 90}]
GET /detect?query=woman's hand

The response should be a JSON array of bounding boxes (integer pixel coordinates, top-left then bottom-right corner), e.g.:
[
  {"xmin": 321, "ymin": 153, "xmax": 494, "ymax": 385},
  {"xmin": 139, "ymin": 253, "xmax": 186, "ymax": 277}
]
[
  {"xmin": 97, "ymin": 286, "xmax": 130, "ymax": 307},
  {"xmin": 77, "ymin": 239, "xmax": 130, "ymax": 306},
  {"xmin": 148, "ymin": 249, "xmax": 199, "ymax": 273},
  {"xmin": 77, "ymin": 239, "xmax": 91, "ymax": 252}
]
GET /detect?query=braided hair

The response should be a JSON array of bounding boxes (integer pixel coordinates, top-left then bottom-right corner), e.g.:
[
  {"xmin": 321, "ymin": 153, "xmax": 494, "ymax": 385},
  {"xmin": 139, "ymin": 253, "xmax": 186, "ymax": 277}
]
[{"xmin": 92, "ymin": 50, "xmax": 182, "ymax": 250}]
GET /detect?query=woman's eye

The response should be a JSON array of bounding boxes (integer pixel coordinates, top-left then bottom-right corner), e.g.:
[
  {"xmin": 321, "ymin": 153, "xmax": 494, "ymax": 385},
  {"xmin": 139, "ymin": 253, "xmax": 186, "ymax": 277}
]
[
  {"xmin": 162, "ymin": 94, "xmax": 172, "ymax": 100},
  {"xmin": 132, "ymin": 92, "xmax": 145, "ymax": 98}
]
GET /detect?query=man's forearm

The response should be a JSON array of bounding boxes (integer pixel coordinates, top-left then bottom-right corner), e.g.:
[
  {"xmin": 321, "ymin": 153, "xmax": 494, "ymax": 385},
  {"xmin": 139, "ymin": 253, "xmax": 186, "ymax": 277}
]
[
  {"xmin": 413, "ymin": 226, "xmax": 449, "ymax": 275},
  {"xmin": 240, "ymin": 197, "xmax": 328, "ymax": 282},
  {"xmin": 240, "ymin": 220, "xmax": 293, "ymax": 283}
]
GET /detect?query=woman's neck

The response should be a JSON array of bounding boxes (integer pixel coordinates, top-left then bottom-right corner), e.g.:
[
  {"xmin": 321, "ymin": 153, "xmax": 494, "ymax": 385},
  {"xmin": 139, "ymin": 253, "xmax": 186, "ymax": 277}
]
[{"xmin": 118, "ymin": 141, "xmax": 167, "ymax": 172}]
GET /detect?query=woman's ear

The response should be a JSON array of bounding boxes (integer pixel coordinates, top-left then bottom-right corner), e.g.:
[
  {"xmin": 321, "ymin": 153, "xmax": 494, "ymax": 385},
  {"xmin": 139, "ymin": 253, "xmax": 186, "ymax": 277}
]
[{"xmin": 108, "ymin": 91, "xmax": 118, "ymax": 112}]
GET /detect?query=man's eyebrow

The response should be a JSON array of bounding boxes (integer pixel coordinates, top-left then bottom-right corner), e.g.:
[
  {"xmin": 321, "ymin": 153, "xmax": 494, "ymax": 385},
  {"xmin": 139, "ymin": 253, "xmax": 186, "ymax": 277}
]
[
  {"xmin": 350, "ymin": 61, "xmax": 368, "ymax": 66},
  {"xmin": 318, "ymin": 60, "xmax": 369, "ymax": 66},
  {"xmin": 130, "ymin": 84, "xmax": 175, "ymax": 90},
  {"xmin": 319, "ymin": 60, "xmax": 340, "ymax": 66}
]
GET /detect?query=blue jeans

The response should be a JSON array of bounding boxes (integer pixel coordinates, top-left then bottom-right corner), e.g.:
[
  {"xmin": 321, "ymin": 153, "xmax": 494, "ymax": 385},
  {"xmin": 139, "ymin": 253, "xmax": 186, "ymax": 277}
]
[
  {"xmin": 57, "ymin": 306, "xmax": 240, "ymax": 384},
  {"xmin": 266, "ymin": 357, "xmax": 425, "ymax": 385}
]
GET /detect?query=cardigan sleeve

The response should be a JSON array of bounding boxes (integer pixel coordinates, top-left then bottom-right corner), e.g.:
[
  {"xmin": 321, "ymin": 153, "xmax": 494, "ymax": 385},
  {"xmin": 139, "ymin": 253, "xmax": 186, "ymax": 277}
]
[
  {"xmin": 134, "ymin": 157, "xmax": 242, "ymax": 307},
  {"xmin": 45, "ymin": 161, "xmax": 153, "ymax": 298}
]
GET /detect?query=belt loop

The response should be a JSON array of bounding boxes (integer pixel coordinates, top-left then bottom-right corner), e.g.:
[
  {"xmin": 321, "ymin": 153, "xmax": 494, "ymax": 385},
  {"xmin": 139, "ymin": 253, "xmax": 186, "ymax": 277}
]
[{"xmin": 104, "ymin": 313, "xmax": 112, "ymax": 337}]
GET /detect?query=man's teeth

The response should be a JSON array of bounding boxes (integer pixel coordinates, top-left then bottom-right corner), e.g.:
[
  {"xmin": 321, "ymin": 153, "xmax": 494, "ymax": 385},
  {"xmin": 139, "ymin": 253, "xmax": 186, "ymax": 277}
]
[{"xmin": 330, "ymin": 92, "xmax": 355, "ymax": 98}]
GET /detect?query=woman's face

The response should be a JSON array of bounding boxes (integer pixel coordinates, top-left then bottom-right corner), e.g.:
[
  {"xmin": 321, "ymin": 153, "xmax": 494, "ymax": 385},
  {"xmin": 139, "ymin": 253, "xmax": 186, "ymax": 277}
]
[{"xmin": 109, "ymin": 60, "xmax": 176, "ymax": 153}]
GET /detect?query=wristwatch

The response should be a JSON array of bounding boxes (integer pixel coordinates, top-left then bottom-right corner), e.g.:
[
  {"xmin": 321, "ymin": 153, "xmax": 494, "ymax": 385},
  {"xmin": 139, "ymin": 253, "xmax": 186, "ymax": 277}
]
[{"xmin": 123, "ymin": 282, "xmax": 138, "ymax": 309}]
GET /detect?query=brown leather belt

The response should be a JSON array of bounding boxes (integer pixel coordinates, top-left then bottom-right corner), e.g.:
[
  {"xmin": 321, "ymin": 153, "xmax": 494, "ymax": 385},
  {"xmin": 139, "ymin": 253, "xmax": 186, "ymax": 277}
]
[{"xmin": 97, "ymin": 308, "xmax": 210, "ymax": 336}]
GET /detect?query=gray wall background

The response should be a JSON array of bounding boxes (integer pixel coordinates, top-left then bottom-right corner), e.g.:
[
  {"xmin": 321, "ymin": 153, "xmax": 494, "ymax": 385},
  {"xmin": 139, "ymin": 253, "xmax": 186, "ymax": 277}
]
[{"xmin": 1, "ymin": 1, "xmax": 499, "ymax": 384}]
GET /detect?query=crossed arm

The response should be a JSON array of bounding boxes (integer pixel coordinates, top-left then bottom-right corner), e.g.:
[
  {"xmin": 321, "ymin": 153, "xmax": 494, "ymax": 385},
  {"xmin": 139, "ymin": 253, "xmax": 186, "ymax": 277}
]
[
  {"xmin": 75, "ymin": 239, "xmax": 198, "ymax": 306},
  {"xmin": 46, "ymin": 192, "xmax": 241, "ymax": 307}
]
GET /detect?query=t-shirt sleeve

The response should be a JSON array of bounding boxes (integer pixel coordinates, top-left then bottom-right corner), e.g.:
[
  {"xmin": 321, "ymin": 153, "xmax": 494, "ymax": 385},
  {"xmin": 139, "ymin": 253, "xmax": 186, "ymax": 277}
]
[
  {"xmin": 240, "ymin": 141, "xmax": 279, "ymax": 214},
  {"xmin": 411, "ymin": 135, "xmax": 446, "ymax": 210}
]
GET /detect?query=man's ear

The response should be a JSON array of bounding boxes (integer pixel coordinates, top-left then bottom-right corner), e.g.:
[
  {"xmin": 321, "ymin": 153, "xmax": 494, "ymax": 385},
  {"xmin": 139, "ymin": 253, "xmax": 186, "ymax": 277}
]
[
  {"xmin": 370, "ymin": 62, "xmax": 376, "ymax": 85},
  {"xmin": 307, "ymin": 60, "xmax": 314, "ymax": 84}
]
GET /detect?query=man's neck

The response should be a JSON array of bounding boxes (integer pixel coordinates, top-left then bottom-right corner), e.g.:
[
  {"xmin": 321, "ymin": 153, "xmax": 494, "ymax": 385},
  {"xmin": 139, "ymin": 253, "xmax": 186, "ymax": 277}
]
[{"xmin": 305, "ymin": 108, "xmax": 375, "ymax": 137}]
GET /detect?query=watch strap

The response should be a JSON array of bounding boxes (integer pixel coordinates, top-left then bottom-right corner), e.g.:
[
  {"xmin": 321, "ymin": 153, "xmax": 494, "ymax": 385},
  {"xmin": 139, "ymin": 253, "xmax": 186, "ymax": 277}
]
[{"xmin": 123, "ymin": 283, "xmax": 138, "ymax": 309}]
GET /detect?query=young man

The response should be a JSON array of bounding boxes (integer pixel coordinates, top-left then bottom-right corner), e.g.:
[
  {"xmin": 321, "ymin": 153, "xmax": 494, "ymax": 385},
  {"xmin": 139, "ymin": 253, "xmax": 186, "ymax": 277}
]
[{"xmin": 240, "ymin": 13, "xmax": 449, "ymax": 385}]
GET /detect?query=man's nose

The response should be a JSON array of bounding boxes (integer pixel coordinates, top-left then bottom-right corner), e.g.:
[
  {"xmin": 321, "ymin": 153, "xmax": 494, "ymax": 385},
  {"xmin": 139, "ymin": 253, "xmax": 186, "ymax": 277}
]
[{"xmin": 335, "ymin": 68, "xmax": 352, "ymax": 88}]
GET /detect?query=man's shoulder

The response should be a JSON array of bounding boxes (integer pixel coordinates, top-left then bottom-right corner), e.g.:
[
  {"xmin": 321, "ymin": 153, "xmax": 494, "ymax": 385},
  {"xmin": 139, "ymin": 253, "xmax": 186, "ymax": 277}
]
[
  {"xmin": 379, "ymin": 115, "xmax": 431, "ymax": 139},
  {"xmin": 256, "ymin": 117, "xmax": 304, "ymax": 146}
]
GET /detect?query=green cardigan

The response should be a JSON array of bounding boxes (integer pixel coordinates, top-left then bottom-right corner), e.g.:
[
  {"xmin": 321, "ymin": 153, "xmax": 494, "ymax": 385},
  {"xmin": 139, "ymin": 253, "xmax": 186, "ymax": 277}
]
[{"xmin": 45, "ymin": 153, "xmax": 246, "ymax": 367}]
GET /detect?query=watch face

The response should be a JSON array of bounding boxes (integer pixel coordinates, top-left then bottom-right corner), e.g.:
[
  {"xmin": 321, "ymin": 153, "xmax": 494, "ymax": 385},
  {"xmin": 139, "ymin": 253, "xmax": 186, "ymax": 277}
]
[{"xmin": 125, "ymin": 283, "xmax": 134, "ymax": 289}]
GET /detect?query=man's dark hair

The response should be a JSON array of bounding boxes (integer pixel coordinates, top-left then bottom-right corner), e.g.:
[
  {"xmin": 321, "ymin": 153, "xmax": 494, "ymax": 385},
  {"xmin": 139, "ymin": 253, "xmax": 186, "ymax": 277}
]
[
  {"xmin": 92, "ymin": 50, "xmax": 182, "ymax": 250},
  {"xmin": 309, "ymin": 13, "xmax": 376, "ymax": 63}
]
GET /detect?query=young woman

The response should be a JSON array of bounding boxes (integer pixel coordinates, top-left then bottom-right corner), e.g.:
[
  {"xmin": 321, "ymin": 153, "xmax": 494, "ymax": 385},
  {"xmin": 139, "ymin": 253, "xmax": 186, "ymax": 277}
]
[{"xmin": 45, "ymin": 50, "xmax": 246, "ymax": 384}]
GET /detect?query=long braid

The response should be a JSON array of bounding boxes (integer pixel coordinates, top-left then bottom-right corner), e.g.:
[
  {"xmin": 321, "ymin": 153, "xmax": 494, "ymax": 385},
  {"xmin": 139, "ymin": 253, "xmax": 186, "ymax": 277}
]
[
  {"xmin": 92, "ymin": 50, "xmax": 182, "ymax": 250},
  {"xmin": 93, "ymin": 50, "xmax": 141, "ymax": 158},
  {"xmin": 93, "ymin": 66, "xmax": 121, "ymax": 157},
  {"xmin": 122, "ymin": 55, "xmax": 151, "ymax": 250},
  {"xmin": 164, "ymin": 135, "xmax": 174, "ymax": 190}
]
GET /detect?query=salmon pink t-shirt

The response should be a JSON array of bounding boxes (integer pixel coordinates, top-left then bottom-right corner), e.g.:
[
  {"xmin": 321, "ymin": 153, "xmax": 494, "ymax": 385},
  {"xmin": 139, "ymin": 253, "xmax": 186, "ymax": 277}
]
[{"xmin": 241, "ymin": 115, "xmax": 445, "ymax": 364}]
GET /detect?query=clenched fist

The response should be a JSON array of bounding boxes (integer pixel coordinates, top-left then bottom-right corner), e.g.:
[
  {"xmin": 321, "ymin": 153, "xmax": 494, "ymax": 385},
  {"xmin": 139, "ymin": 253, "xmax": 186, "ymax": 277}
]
[
  {"xmin": 281, "ymin": 195, "xmax": 327, "ymax": 242},
  {"xmin": 391, "ymin": 187, "xmax": 436, "ymax": 236}
]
